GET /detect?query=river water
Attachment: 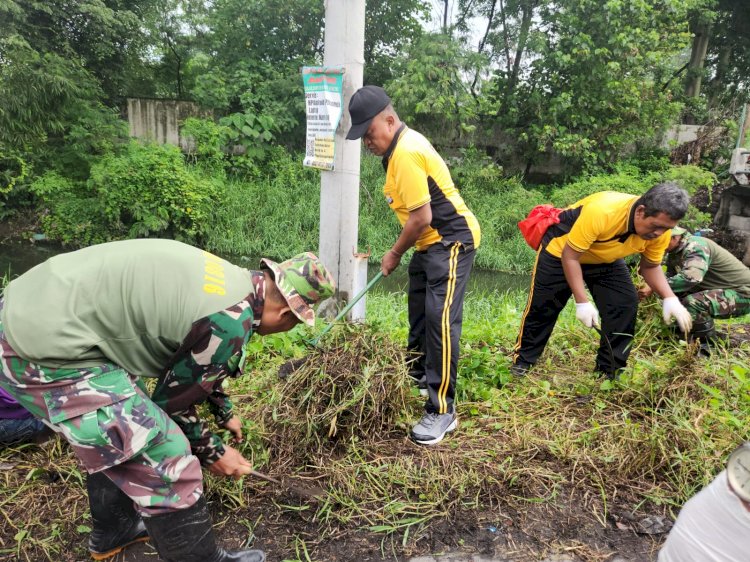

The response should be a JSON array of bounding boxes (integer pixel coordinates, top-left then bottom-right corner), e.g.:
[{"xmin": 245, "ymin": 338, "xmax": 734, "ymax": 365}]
[{"xmin": 0, "ymin": 242, "xmax": 529, "ymax": 294}]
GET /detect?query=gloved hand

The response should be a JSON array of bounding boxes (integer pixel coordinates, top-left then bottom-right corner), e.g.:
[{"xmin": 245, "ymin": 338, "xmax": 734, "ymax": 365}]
[
  {"xmin": 662, "ymin": 296, "xmax": 693, "ymax": 333},
  {"xmin": 575, "ymin": 301, "xmax": 600, "ymax": 328}
]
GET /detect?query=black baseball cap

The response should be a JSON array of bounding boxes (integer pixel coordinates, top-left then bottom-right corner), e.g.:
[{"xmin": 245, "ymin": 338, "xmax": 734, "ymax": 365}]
[{"xmin": 346, "ymin": 85, "xmax": 391, "ymax": 140}]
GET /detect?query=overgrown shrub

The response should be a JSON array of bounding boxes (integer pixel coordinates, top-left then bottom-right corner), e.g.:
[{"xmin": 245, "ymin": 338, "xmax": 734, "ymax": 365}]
[
  {"xmin": 32, "ymin": 141, "xmax": 222, "ymax": 246},
  {"xmin": 549, "ymin": 169, "xmax": 651, "ymax": 207},
  {"xmin": 453, "ymin": 148, "xmax": 545, "ymax": 271},
  {"xmin": 30, "ymin": 172, "xmax": 107, "ymax": 246},
  {"xmin": 659, "ymin": 165, "xmax": 716, "ymax": 196},
  {"xmin": 205, "ymin": 147, "xmax": 321, "ymax": 258},
  {"xmin": 204, "ymin": 147, "xmax": 714, "ymax": 274},
  {"xmin": 181, "ymin": 117, "xmax": 232, "ymax": 171}
]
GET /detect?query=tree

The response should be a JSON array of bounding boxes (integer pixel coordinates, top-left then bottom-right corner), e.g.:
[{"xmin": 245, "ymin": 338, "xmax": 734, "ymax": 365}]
[
  {"xmin": 691, "ymin": 0, "xmax": 750, "ymax": 117},
  {"xmin": 387, "ymin": 33, "xmax": 480, "ymax": 143},
  {"xmin": 363, "ymin": 0, "xmax": 430, "ymax": 85},
  {"xmin": 0, "ymin": 0, "xmax": 156, "ymax": 104},
  {"xmin": 0, "ymin": 1, "xmax": 154, "ymax": 200},
  {"xmin": 156, "ymin": 0, "xmax": 430, "ymax": 152},
  {"xmin": 482, "ymin": 0, "xmax": 709, "ymax": 171}
]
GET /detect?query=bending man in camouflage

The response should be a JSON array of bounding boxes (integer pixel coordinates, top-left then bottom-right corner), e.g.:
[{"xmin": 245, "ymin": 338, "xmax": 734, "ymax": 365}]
[
  {"xmin": 0, "ymin": 239, "xmax": 334, "ymax": 562},
  {"xmin": 639, "ymin": 227, "xmax": 750, "ymax": 352}
]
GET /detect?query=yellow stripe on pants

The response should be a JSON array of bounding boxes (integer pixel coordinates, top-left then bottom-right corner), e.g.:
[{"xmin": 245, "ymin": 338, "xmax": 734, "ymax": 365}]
[
  {"xmin": 438, "ymin": 244, "xmax": 460, "ymax": 413},
  {"xmin": 512, "ymin": 245, "xmax": 543, "ymax": 363}
]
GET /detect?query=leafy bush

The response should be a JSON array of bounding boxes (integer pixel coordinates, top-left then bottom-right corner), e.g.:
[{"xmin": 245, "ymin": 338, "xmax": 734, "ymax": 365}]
[
  {"xmin": 91, "ymin": 141, "xmax": 221, "ymax": 241},
  {"xmin": 658, "ymin": 165, "xmax": 716, "ymax": 196},
  {"xmin": 32, "ymin": 141, "xmax": 222, "ymax": 246},
  {"xmin": 545, "ymin": 165, "xmax": 715, "ymax": 232},
  {"xmin": 30, "ymin": 172, "xmax": 107, "ymax": 246},
  {"xmin": 549, "ymin": 170, "xmax": 651, "ymax": 207},
  {"xmin": 181, "ymin": 117, "xmax": 232, "ymax": 171}
]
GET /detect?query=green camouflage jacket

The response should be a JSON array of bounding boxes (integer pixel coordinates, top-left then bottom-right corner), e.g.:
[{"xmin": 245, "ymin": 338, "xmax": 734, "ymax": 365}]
[{"xmin": 666, "ymin": 235, "xmax": 750, "ymax": 296}]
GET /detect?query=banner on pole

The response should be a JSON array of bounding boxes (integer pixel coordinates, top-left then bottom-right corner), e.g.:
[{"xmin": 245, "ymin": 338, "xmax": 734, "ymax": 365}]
[{"xmin": 301, "ymin": 66, "xmax": 345, "ymax": 171}]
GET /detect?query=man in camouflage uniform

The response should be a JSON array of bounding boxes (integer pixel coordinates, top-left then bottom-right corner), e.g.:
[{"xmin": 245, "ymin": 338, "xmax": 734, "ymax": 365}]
[
  {"xmin": 0, "ymin": 239, "xmax": 335, "ymax": 562},
  {"xmin": 640, "ymin": 226, "xmax": 750, "ymax": 352}
]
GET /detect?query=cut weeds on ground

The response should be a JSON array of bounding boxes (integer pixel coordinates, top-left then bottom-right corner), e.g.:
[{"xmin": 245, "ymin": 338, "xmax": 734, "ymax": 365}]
[{"xmin": 1, "ymin": 290, "xmax": 749, "ymax": 561}]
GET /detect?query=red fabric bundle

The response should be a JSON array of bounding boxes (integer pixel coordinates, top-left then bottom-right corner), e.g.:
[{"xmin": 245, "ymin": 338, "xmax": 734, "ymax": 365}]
[{"xmin": 518, "ymin": 204, "xmax": 563, "ymax": 250}]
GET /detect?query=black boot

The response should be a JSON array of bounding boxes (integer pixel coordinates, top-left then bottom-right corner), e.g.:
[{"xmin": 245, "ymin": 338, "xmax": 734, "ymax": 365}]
[
  {"xmin": 142, "ymin": 496, "xmax": 265, "ymax": 562},
  {"xmin": 689, "ymin": 318, "xmax": 717, "ymax": 356},
  {"xmin": 87, "ymin": 471, "xmax": 149, "ymax": 560}
]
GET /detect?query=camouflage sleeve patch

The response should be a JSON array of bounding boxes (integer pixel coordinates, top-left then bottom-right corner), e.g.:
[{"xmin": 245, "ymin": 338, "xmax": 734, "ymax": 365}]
[
  {"xmin": 152, "ymin": 365, "xmax": 230, "ymax": 465},
  {"xmin": 668, "ymin": 239, "xmax": 711, "ymax": 294}
]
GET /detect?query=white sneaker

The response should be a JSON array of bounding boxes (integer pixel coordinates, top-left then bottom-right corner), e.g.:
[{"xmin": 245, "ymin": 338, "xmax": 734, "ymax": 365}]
[{"xmin": 410, "ymin": 409, "xmax": 457, "ymax": 445}]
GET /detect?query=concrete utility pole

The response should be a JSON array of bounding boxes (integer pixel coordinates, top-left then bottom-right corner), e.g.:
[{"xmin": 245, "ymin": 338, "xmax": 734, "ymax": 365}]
[{"xmin": 319, "ymin": 0, "xmax": 368, "ymax": 320}]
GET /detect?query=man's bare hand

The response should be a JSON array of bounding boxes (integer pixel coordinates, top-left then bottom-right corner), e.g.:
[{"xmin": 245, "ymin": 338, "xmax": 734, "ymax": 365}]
[
  {"xmin": 381, "ymin": 250, "xmax": 401, "ymax": 276},
  {"xmin": 207, "ymin": 445, "xmax": 253, "ymax": 479},
  {"xmin": 223, "ymin": 415, "xmax": 243, "ymax": 442},
  {"xmin": 637, "ymin": 285, "xmax": 654, "ymax": 301}
]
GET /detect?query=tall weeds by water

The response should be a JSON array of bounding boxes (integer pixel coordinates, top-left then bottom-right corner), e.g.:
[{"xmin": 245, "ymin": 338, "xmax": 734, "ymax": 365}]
[{"xmin": 203, "ymin": 149, "xmax": 715, "ymax": 273}]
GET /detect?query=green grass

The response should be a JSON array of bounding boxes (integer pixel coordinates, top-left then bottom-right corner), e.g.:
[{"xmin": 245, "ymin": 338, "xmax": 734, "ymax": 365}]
[
  {"xmin": 229, "ymin": 289, "xmax": 750, "ymax": 550},
  {"xmin": 2, "ymin": 287, "xmax": 748, "ymax": 561},
  {"xmin": 202, "ymin": 148, "xmax": 716, "ymax": 275}
]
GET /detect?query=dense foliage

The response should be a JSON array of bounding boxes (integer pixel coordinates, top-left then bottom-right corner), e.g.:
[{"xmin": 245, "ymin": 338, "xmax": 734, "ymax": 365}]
[
  {"xmin": 31, "ymin": 142, "xmax": 221, "ymax": 246},
  {"xmin": 0, "ymin": 0, "xmax": 744, "ymax": 260},
  {"xmin": 197, "ymin": 150, "xmax": 713, "ymax": 273}
]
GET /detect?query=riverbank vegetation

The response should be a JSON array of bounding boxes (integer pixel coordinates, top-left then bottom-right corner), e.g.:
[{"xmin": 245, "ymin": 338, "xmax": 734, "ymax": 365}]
[
  {"xmin": 2, "ymin": 288, "xmax": 748, "ymax": 561},
  {"xmin": 22, "ymin": 142, "xmax": 718, "ymax": 273},
  {"xmin": 2, "ymin": 0, "xmax": 747, "ymax": 273}
]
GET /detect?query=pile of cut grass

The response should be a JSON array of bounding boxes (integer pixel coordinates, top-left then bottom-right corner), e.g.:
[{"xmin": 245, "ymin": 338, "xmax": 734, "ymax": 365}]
[{"xmin": 257, "ymin": 328, "xmax": 414, "ymax": 467}]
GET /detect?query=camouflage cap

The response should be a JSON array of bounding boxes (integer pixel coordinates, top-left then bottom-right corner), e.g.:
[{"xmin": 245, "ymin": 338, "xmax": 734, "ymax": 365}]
[
  {"xmin": 260, "ymin": 252, "xmax": 335, "ymax": 326},
  {"xmin": 671, "ymin": 226, "xmax": 688, "ymax": 237}
]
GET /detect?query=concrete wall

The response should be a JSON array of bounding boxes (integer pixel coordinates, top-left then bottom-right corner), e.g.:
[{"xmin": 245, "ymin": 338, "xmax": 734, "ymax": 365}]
[
  {"xmin": 126, "ymin": 98, "xmax": 209, "ymax": 150},
  {"xmin": 714, "ymin": 185, "xmax": 750, "ymax": 266},
  {"xmin": 662, "ymin": 124, "xmax": 705, "ymax": 147}
]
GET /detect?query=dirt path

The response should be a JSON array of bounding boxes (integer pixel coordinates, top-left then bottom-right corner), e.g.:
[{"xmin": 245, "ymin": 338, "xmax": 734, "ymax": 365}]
[{"xmin": 107, "ymin": 497, "xmax": 665, "ymax": 562}]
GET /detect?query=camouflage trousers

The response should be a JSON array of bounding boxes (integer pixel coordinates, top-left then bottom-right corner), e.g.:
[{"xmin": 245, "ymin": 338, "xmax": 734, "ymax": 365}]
[
  {"xmin": 681, "ymin": 289, "xmax": 750, "ymax": 324},
  {"xmin": 0, "ymin": 307, "xmax": 202, "ymax": 515}
]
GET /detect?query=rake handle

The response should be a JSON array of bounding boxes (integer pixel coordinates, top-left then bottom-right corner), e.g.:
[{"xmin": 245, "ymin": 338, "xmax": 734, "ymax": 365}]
[{"xmin": 311, "ymin": 271, "xmax": 384, "ymax": 346}]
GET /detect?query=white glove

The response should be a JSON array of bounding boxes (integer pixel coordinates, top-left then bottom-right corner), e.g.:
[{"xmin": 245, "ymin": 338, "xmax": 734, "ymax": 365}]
[
  {"xmin": 662, "ymin": 296, "xmax": 693, "ymax": 334},
  {"xmin": 575, "ymin": 301, "xmax": 600, "ymax": 328}
]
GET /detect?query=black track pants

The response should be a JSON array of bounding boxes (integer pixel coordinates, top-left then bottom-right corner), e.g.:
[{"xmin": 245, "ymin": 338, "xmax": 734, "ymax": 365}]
[
  {"xmin": 407, "ymin": 242, "xmax": 475, "ymax": 414},
  {"xmin": 512, "ymin": 250, "xmax": 638, "ymax": 375}
]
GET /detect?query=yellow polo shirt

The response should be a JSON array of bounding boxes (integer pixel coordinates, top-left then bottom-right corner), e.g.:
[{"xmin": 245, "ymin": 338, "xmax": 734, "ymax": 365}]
[
  {"xmin": 382, "ymin": 127, "xmax": 481, "ymax": 252},
  {"xmin": 545, "ymin": 191, "xmax": 669, "ymax": 264}
]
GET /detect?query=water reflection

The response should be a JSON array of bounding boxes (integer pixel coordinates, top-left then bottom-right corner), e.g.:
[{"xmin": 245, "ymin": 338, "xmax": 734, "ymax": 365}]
[
  {"xmin": 0, "ymin": 243, "xmax": 529, "ymax": 294},
  {"xmin": 0, "ymin": 242, "xmax": 60, "ymax": 279}
]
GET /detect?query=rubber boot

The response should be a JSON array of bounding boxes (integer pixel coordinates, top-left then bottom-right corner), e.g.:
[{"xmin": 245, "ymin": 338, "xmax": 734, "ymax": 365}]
[
  {"xmin": 87, "ymin": 472, "xmax": 149, "ymax": 560},
  {"xmin": 142, "ymin": 496, "xmax": 265, "ymax": 562},
  {"xmin": 689, "ymin": 318, "xmax": 717, "ymax": 357}
]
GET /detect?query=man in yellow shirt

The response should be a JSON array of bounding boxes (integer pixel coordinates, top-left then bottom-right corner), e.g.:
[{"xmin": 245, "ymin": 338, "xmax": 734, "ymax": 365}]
[
  {"xmin": 347, "ymin": 86, "xmax": 481, "ymax": 445},
  {"xmin": 512, "ymin": 183, "xmax": 693, "ymax": 379}
]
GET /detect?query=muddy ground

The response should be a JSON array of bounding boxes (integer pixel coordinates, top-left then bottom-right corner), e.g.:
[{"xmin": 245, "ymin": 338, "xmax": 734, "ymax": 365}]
[
  {"xmin": 1, "ymin": 439, "xmax": 671, "ymax": 562},
  {"xmin": 107, "ymin": 499, "xmax": 665, "ymax": 562}
]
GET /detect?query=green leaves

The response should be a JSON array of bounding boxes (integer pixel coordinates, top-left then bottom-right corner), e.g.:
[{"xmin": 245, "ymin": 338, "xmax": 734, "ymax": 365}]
[{"xmin": 32, "ymin": 140, "xmax": 222, "ymax": 246}]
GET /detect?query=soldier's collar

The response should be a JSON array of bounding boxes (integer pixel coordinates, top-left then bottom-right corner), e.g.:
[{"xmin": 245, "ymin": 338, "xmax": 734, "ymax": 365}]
[
  {"xmin": 247, "ymin": 270, "xmax": 266, "ymax": 328},
  {"xmin": 674, "ymin": 235, "xmax": 689, "ymax": 253}
]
